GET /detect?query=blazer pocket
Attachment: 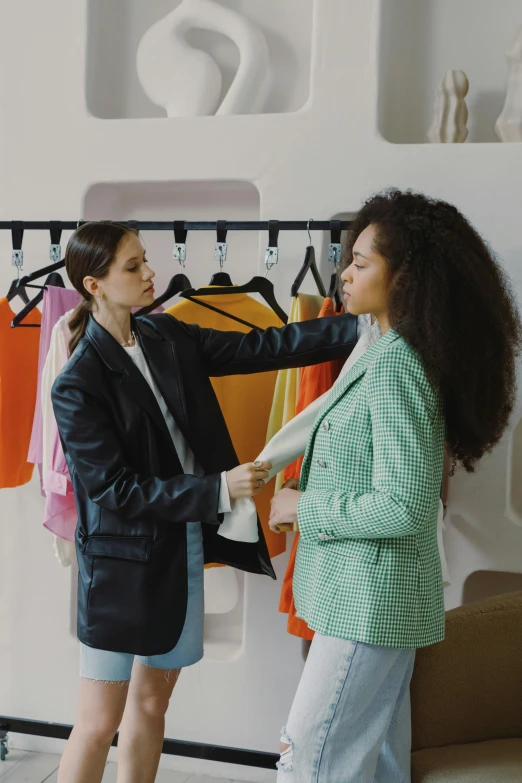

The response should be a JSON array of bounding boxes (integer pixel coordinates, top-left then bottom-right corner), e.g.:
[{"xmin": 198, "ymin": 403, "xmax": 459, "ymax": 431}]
[
  {"xmin": 323, "ymin": 538, "xmax": 380, "ymax": 565},
  {"xmin": 82, "ymin": 534, "xmax": 152, "ymax": 562}
]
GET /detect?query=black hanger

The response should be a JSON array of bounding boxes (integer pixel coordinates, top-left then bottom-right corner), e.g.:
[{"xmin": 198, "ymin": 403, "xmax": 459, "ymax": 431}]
[
  {"xmin": 179, "ymin": 220, "xmax": 288, "ymax": 324},
  {"xmin": 182, "ymin": 277, "xmax": 288, "ymax": 324},
  {"xmin": 9, "ymin": 223, "xmax": 66, "ymax": 313},
  {"xmin": 327, "ymin": 270, "xmax": 343, "ymax": 310},
  {"xmin": 6, "ymin": 221, "xmax": 30, "ymax": 304},
  {"xmin": 327, "ymin": 220, "xmax": 343, "ymax": 310},
  {"xmin": 209, "ymin": 271, "xmax": 233, "ymax": 285},
  {"xmin": 135, "ymin": 272, "xmax": 192, "ymax": 317},
  {"xmin": 135, "ymin": 220, "xmax": 194, "ymax": 316},
  {"xmin": 7, "ymin": 278, "xmax": 30, "ymax": 304},
  {"xmin": 182, "ymin": 294, "xmax": 260, "ymax": 330},
  {"xmin": 209, "ymin": 221, "xmax": 233, "ymax": 286},
  {"xmin": 290, "ymin": 221, "xmax": 326, "ymax": 298},
  {"xmin": 11, "ymin": 271, "xmax": 65, "ymax": 328}
]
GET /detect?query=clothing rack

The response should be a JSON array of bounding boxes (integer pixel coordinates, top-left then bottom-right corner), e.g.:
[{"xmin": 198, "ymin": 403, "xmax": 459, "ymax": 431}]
[
  {"xmin": 0, "ymin": 716, "xmax": 278, "ymax": 768},
  {"xmin": 0, "ymin": 220, "xmax": 352, "ymax": 231},
  {"xmin": 1, "ymin": 217, "xmax": 352, "ymax": 769}
]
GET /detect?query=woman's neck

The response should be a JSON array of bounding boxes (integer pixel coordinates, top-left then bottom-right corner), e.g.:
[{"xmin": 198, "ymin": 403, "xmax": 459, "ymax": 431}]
[
  {"xmin": 373, "ymin": 312, "xmax": 391, "ymax": 335},
  {"xmin": 93, "ymin": 304, "xmax": 135, "ymax": 347}
]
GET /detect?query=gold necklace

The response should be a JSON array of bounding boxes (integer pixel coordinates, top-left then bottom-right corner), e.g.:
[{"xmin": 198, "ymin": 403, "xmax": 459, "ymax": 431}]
[{"xmin": 120, "ymin": 332, "xmax": 136, "ymax": 348}]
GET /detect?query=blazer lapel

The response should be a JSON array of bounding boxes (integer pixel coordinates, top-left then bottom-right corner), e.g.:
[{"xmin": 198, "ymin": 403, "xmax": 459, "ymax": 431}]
[
  {"xmin": 85, "ymin": 316, "xmax": 174, "ymax": 445},
  {"xmin": 136, "ymin": 322, "xmax": 190, "ymax": 444},
  {"xmin": 301, "ymin": 329, "xmax": 402, "ymax": 481}
]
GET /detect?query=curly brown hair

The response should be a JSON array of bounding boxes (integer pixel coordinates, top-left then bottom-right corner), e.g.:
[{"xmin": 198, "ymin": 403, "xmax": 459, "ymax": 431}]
[{"xmin": 343, "ymin": 188, "xmax": 522, "ymax": 473}]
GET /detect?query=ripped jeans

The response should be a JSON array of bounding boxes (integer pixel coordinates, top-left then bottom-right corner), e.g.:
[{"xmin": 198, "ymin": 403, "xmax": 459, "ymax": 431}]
[{"xmin": 277, "ymin": 634, "xmax": 415, "ymax": 783}]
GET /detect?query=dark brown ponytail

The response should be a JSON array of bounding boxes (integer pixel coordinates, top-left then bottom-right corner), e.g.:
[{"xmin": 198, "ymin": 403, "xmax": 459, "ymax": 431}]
[
  {"xmin": 68, "ymin": 300, "xmax": 92, "ymax": 355},
  {"xmin": 65, "ymin": 221, "xmax": 139, "ymax": 354}
]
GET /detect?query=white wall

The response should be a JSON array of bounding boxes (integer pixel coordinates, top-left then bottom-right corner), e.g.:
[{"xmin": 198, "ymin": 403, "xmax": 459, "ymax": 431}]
[{"xmin": 1, "ymin": 0, "xmax": 522, "ymax": 778}]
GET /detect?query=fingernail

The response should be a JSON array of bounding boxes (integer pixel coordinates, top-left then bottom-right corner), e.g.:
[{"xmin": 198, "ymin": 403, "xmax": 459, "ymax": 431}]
[{"xmin": 253, "ymin": 460, "xmax": 262, "ymax": 467}]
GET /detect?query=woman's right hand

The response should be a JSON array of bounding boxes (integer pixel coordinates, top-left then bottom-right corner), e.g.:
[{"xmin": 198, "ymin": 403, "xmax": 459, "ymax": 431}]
[{"xmin": 226, "ymin": 461, "xmax": 272, "ymax": 500}]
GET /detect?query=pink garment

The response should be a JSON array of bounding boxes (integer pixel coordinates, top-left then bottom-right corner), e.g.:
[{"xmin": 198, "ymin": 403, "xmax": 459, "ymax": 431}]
[
  {"xmin": 41, "ymin": 304, "xmax": 165, "ymax": 543},
  {"xmin": 42, "ymin": 313, "xmax": 77, "ymax": 542},
  {"xmin": 27, "ymin": 286, "xmax": 81, "ymax": 476}
]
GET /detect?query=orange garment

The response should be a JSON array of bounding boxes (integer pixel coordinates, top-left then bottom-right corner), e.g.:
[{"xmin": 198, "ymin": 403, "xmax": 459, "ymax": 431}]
[
  {"xmin": 0, "ymin": 298, "xmax": 42, "ymax": 488},
  {"xmin": 166, "ymin": 290, "xmax": 286, "ymax": 559},
  {"xmin": 279, "ymin": 297, "xmax": 344, "ymax": 639}
]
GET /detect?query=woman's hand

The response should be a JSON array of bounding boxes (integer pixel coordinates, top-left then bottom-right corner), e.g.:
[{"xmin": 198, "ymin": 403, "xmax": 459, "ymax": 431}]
[
  {"xmin": 226, "ymin": 461, "xmax": 271, "ymax": 500},
  {"xmin": 269, "ymin": 487, "xmax": 302, "ymax": 532}
]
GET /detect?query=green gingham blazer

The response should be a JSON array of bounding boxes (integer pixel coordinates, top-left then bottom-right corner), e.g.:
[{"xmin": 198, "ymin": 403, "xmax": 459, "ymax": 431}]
[{"xmin": 294, "ymin": 329, "xmax": 446, "ymax": 648}]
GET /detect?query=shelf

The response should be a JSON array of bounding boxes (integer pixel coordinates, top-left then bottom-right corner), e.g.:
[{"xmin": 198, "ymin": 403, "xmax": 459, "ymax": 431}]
[
  {"xmin": 83, "ymin": 179, "xmax": 261, "ymax": 290},
  {"xmin": 86, "ymin": 0, "xmax": 312, "ymax": 119},
  {"xmin": 378, "ymin": 0, "xmax": 522, "ymax": 143}
]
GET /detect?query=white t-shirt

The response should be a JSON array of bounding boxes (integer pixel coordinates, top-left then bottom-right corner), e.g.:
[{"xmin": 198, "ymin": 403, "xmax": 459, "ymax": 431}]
[{"xmin": 124, "ymin": 340, "xmax": 231, "ymax": 514}]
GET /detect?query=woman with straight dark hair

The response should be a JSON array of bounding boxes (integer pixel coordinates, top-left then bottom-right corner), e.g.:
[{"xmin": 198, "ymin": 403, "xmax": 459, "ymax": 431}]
[
  {"xmin": 51, "ymin": 220, "xmax": 358, "ymax": 783},
  {"xmin": 269, "ymin": 188, "xmax": 522, "ymax": 782}
]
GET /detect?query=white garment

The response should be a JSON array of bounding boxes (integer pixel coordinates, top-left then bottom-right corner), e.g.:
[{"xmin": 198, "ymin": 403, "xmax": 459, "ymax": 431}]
[
  {"xmin": 53, "ymin": 535, "xmax": 76, "ymax": 568},
  {"xmin": 218, "ymin": 317, "xmax": 451, "ymax": 587},
  {"xmin": 41, "ymin": 311, "xmax": 76, "ymax": 568},
  {"xmin": 218, "ymin": 316, "xmax": 380, "ymax": 544},
  {"xmin": 124, "ymin": 341, "xmax": 231, "ymax": 514}
]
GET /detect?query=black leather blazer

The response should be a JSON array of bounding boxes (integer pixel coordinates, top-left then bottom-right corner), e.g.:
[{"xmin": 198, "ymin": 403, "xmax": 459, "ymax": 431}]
[{"xmin": 51, "ymin": 312, "xmax": 357, "ymax": 655}]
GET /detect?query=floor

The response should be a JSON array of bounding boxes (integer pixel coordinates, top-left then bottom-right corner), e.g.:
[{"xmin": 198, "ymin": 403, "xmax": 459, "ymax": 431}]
[{"xmin": 0, "ymin": 749, "xmax": 252, "ymax": 783}]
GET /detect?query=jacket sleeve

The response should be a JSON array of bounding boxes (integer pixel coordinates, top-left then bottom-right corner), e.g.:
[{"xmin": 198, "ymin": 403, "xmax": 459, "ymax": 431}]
[
  {"xmin": 172, "ymin": 313, "xmax": 358, "ymax": 376},
  {"xmin": 51, "ymin": 372, "xmax": 222, "ymax": 526},
  {"xmin": 297, "ymin": 347, "xmax": 440, "ymax": 541}
]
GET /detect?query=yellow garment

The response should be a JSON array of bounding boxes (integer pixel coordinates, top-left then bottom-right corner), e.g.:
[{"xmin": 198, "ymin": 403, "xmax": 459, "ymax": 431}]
[
  {"xmin": 166, "ymin": 290, "xmax": 286, "ymax": 558},
  {"xmin": 265, "ymin": 294, "xmax": 324, "ymax": 493}
]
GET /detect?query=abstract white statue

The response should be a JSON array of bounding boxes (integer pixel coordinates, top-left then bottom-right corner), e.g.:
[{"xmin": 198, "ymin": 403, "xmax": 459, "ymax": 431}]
[
  {"xmin": 495, "ymin": 26, "xmax": 522, "ymax": 142},
  {"xmin": 137, "ymin": 0, "xmax": 271, "ymax": 117},
  {"xmin": 428, "ymin": 70, "xmax": 469, "ymax": 143}
]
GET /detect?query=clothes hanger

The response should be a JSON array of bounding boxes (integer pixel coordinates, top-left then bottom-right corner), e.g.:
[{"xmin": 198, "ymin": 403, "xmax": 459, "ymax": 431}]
[
  {"xmin": 208, "ymin": 221, "xmax": 233, "ymax": 286},
  {"xmin": 290, "ymin": 219, "xmax": 327, "ymax": 298},
  {"xmin": 134, "ymin": 221, "xmax": 258, "ymax": 328},
  {"xmin": 10, "ymin": 223, "xmax": 66, "ymax": 327},
  {"xmin": 136, "ymin": 220, "xmax": 193, "ymax": 316},
  {"xmin": 11, "ymin": 271, "xmax": 66, "ymax": 328},
  {"xmin": 10, "ymin": 222, "xmax": 66, "ymax": 292},
  {"xmin": 7, "ymin": 278, "xmax": 30, "ymax": 305},
  {"xmin": 180, "ymin": 220, "xmax": 288, "ymax": 324},
  {"xmin": 327, "ymin": 269, "xmax": 343, "ymax": 311},
  {"xmin": 6, "ymin": 222, "xmax": 30, "ymax": 304},
  {"xmin": 327, "ymin": 220, "xmax": 343, "ymax": 311}
]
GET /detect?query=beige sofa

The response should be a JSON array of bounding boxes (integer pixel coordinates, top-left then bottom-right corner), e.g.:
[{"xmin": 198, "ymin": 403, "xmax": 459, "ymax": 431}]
[{"xmin": 410, "ymin": 591, "xmax": 522, "ymax": 782}]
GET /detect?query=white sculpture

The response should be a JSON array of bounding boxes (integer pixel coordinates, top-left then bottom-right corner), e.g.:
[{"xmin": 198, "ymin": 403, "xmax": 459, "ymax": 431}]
[
  {"xmin": 428, "ymin": 70, "xmax": 469, "ymax": 143},
  {"xmin": 495, "ymin": 26, "xmax": 522, "ymax": 142},
  {"xmin": 137, "ymin": 0, "xmax": 271, "ymax": 117}
]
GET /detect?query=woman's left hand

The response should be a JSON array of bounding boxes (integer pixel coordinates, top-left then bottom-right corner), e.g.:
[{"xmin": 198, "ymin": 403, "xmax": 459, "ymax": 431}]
[{"xmin": 269, "ymin": 488, "xmax": 302, "ymax": 532}]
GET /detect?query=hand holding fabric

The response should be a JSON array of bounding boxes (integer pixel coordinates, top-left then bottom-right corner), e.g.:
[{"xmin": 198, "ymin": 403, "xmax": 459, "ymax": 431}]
[{"xmin": 226, "ymin": 460, "xmax": 271, "ymax": 499}]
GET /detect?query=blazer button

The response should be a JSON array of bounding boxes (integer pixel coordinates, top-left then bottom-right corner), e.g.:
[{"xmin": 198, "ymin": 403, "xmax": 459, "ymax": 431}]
[
  {"xmin": 317, "ymin": 459, "xmax": 326, "ymax": 468},
  {"xmin": 322, "ymin": 420, "xmax": 330, "ymax": 431}
]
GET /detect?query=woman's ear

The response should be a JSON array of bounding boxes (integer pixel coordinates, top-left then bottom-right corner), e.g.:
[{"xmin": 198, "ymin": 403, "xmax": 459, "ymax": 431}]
[{"xmin": 83, "ymin": 276, "xmax": 99, "ymax": 298}]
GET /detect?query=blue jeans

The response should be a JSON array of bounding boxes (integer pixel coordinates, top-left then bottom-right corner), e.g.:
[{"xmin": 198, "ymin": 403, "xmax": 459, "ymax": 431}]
[{"xmin": 277, "ymin": 633, "xmax": 415, "ymax": 783}]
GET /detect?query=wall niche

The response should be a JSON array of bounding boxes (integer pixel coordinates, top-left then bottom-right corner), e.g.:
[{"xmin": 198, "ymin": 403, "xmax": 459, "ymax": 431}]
[
  {"xmin": 86, "ymin": 0, "xmax": 312, "ymax": 119},
  {"xmin": 378, "ymin": 0, "xmax": 522, "ymax": 143}
]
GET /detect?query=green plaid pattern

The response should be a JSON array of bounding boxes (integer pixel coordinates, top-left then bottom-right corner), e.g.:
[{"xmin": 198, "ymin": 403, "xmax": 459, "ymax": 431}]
[{"xmin": 294, "ymin": 330, "xmax": 446, "ymax": 648}]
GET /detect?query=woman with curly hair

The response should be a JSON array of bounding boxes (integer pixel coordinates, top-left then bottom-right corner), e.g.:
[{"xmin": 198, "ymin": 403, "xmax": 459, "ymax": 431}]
[{"xmin": 269, "ymin": 188, "xmax": 521, "ymax": 782}]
